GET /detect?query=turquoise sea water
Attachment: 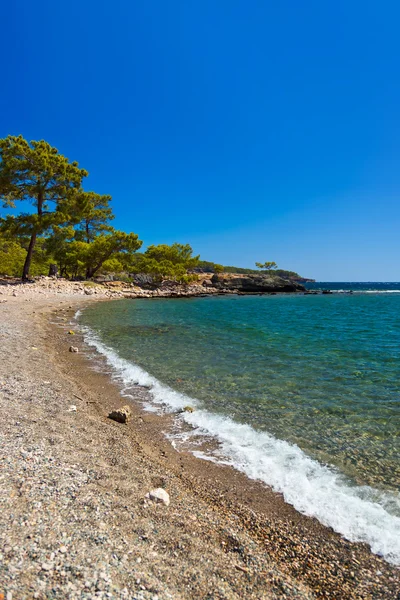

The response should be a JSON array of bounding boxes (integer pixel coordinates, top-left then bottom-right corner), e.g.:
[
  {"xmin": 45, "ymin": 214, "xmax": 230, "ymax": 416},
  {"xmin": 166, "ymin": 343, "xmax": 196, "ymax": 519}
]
[{"xmin": 79, "ymin": 283, "xmax": 400, "ymax": 563}]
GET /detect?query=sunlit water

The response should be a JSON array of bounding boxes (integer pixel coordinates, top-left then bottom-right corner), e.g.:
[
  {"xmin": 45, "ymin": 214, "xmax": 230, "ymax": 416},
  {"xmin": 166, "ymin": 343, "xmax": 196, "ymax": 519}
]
[{"xmin": 79, "ymin": 284, "xmax": 400, "ymax": 563}]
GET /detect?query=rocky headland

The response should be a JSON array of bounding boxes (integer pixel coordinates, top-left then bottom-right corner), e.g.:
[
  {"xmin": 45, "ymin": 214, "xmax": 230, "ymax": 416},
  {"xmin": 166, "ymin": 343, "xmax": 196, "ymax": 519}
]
[
  {"xmin": 0, "ymin": 272, "xmax": 304, "ymax": 301},
  {"xmin": 208, "ymin": 273, "xmax": 305, "ymax": 293}
]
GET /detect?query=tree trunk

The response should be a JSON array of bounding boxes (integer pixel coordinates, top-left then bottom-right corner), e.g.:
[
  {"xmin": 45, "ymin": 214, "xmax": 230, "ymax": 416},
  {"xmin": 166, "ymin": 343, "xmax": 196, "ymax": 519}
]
[
  {"xmin": 48, "ymin": 263, "xmax": 58, "ymax": 277},
  {"xmin": 22, "ymin": 188, "xmax": 44, "ymax": 281},
  {"xmin": 22, "ymin": 232, "xmax": 37, "ymax": 281}
]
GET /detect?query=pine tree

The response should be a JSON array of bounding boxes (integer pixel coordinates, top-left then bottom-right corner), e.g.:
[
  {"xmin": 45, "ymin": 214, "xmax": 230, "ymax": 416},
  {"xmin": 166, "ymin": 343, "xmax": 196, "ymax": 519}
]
[{"xmin": 0, "ymin": 135, "xmax": 87, "ymax": 279}]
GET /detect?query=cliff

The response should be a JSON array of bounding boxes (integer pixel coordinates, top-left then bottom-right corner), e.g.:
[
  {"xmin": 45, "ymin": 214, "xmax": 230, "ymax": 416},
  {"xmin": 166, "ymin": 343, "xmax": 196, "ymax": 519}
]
[{"xmin": 209, "ymin": 273, "xmax": 305, "ymax": 293}]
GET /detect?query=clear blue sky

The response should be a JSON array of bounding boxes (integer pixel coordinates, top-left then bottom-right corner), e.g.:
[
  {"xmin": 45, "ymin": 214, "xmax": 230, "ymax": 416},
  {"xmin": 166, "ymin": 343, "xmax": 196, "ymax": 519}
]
[{"xmin": 2, "ymin": 0, "xmax": 400, "ymax": 280}]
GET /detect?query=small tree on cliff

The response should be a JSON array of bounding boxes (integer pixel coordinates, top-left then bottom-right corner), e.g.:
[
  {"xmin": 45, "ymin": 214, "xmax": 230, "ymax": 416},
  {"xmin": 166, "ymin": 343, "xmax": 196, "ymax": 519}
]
[
  {"xmin": 255, "ymin": 261, "xmax": 278, "ymax": 271},
  {"xmin": 213, "ymin": 263, "xmax": 224, "ymax": 273},
  {"xmin": 0, "ymin": 135, "xmax": 87, "ymax": 280}
]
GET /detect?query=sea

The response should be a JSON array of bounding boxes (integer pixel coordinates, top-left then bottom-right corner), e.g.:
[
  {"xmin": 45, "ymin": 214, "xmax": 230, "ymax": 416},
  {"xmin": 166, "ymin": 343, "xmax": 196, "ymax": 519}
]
[{"xmin": 77, "ymin": 282, "xmax": 400, "ymax": 564}]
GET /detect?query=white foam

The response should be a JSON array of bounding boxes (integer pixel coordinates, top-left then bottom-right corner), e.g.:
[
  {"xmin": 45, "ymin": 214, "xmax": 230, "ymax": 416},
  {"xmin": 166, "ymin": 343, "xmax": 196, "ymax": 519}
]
[
  {"xmin": 325, "ymin": 290, "xmax": 400, "ymax": 294},
  {"xmin": 364, "ymin": 290, "xmax": 400, "ymax": 294},
  {"xmin": 80, "ymin": 321, "xmax": 400, "ymax": 565}
]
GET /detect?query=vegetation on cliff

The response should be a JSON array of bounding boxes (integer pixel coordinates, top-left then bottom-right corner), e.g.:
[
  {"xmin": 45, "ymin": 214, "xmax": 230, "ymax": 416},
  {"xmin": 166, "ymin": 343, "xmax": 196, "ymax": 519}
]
[{"xmin": 197, "ymin": 261, "xmax": 310, "ymax": 282}]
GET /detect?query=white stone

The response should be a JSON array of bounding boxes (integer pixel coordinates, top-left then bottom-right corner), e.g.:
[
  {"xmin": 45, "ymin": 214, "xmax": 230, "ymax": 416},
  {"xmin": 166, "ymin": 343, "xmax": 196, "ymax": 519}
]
[{"xmin": 146, "ymin": 488, "xmax": 170, "ymax": 506}]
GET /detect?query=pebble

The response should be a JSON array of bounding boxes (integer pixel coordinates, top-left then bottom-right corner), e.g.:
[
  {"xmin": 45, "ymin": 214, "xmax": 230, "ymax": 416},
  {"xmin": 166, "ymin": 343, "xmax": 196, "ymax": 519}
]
[{"xmin": 146, "ymin": 488, "xmax": 170, "ymax": 507}]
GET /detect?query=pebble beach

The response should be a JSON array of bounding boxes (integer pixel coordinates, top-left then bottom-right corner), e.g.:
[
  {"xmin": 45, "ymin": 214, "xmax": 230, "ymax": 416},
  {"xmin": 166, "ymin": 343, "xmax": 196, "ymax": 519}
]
[{"xmin": 1, "ymin": 279, "xmax": 399, "ymax": 599}]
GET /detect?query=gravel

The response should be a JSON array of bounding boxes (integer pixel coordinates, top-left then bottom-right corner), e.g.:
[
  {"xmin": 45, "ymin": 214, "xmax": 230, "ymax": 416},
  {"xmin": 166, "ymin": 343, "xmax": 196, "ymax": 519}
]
[{"xmin": 0, "ymin": 280, "xmax": 399, "ymax": 599}]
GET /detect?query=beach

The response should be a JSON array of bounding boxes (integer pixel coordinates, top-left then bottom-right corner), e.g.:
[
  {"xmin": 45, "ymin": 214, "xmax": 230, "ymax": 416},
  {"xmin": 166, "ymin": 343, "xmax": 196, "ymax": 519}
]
[{"xmin": 0, "ymin": 280, "xmax": 399, "ymax": 599}]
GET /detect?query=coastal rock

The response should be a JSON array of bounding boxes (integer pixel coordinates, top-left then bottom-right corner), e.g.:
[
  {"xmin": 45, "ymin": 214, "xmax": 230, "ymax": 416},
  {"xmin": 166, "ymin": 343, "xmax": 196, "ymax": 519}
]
[
  {"xmin": 182, "ymin": 406, "xmax": 195, "ymax": 413},
  {"xmin": 108, "ymin": 405, "xmax": 132, "ymax": 424},
  {"xmin": 69, "ymin": 346, "xmax": 79, "ymax": 353},
  {"xmin": 131, "ymin": 273, "xmax": 159, "ymax": 289},
  {"xmin": 210, "ymin": 273, "xmax": 305, "ymax": 293},
  {"xmin": 146, "ymin": 488, "xmax": 170, "ymax": 506}
]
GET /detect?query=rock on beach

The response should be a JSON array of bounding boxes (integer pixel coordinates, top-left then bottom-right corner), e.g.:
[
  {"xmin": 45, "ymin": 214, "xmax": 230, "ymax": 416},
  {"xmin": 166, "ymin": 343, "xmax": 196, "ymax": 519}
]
[
  {"xmin": 108, "ymin": 405, "xmax": 132, "ymax": 424},
  {"xmin": 146, "ymin": 488, "xmax": 170, "ymax": 506}
]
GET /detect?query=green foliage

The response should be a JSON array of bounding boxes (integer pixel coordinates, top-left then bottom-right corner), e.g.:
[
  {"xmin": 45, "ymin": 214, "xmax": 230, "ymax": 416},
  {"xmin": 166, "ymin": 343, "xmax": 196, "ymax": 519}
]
[
  {"xmin": 0, "ymin": 135, "xmax": 87, "ymax": 279},
  {"xmin": 0, "ymin": 135, "xmax": 87, "ymax": 209},
  {"xmin": 0, "ymin": 233, "xmax": 52, "ymax": 277},
  {"xmin": 145, "ymin": 243, "xmax": 199, "ymax": 269},
  {"xmin": 215, "ymin": 264, "xmax": 304, "ymax": 279},
  {"xmin": 178, "ymin": 274, "xmax": 197, "ymax": 285},
  {"xmin": 274, "ymin": 269, "xmax": 302, "ymax": 279},
  {"xmin": 71, "ymin": 190, "xmax": 114, "ymax": 242},
  {"xmin": 213, "ymin": 263, "xmax": 224, "ymax": 273},
  {"xmin": 100, "ymin": 257, "xmax": 124, "ymax": 274},
  {"xmin": 47, "ymin": 230, "xmax": 142, "ymax": 279},
  {"xmin": 220, "ymin": 265, "xmax": 258, "ymax": 274},
  {"xmin": 114, "ymin": 273, "xmax": 134, "ymax": 284},
  {"xmin": 197, "ymin": 260, "xmax": 224, "ymax": 273},
  {"xmin": 129, "ymin": 243, "xmax": 199, "ymax": 282},
  {"xmin": 255, "ymin": 261, "xmax": 278, "ymax": 270},
  {"xmin": 84, "ymin": 231, "xmax": 142, "ymax": 278},
  {"xmin": 27, "ymin": 238, "xmax": 53, "ymax": 276},
  {"xmin": 0, "ymin": 233, "xmax": 26, "ymax": 276}
]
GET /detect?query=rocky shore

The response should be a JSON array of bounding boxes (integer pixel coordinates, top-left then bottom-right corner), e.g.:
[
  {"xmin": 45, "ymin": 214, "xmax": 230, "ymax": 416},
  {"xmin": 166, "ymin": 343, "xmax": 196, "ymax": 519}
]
[
  {"xmin": 208, "ymin": 273, "xmax": 305, "ymax": 293},
  {"xmin": 1, "ymin": 282, "xmax": 399, "ymax": 599},
  {"xmin": 0, "ymin": 272, "xmax": 304, "ymax": 302}
]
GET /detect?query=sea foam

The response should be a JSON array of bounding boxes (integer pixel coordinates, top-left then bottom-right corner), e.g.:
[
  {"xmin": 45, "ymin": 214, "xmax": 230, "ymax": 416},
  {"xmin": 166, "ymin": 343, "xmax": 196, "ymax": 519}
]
[{"xmin": 78, "ymin": 315, "xmax": 400, "ymax": 565}]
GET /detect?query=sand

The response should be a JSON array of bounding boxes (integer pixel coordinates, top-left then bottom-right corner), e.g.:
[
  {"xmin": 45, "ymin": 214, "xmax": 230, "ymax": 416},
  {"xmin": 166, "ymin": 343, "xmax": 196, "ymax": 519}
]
[{"xmin": 0, "ymin": 279, "xmax": 399, "ymax": 599}]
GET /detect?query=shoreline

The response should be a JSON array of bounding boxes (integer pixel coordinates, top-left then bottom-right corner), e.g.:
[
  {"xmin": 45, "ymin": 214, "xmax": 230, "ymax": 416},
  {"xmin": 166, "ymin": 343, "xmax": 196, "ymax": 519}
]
[{"xmin": 0, "ymin": 287, "xmax": 399, "ymax": 598}]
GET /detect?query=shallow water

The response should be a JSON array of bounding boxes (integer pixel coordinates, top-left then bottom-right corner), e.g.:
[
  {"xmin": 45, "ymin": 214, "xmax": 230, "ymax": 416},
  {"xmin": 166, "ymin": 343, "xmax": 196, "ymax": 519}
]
[{"xmin": 79, "ymin": 285, "xmax": 400, "ymax": 563}]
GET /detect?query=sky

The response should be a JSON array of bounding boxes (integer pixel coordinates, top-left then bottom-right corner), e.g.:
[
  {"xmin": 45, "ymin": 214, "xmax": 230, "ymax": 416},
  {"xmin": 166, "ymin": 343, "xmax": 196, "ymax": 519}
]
[{"xmin": 1, "ymin": 0, "xmax": 400, "ymax": 280}]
